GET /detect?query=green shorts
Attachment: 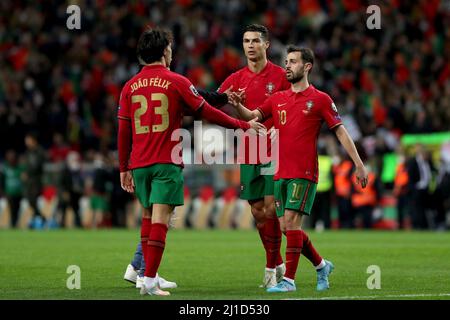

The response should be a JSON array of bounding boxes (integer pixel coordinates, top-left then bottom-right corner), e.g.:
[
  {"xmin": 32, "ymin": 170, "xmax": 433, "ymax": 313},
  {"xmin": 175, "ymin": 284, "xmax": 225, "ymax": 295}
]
[
  {"xmin": 132, "ymin": 164, "xmax": 184, "ymax": 208},
  {"xmin": 240, "ymin": 163, "xmax": 274, "ymax": 200},
  {"xmin": 274, "ymin": 178, "xmax": 317, "ymax": 217},
  {"xmin": 90, "ymin": 195, "xmax": 109, "ymax": 212}
]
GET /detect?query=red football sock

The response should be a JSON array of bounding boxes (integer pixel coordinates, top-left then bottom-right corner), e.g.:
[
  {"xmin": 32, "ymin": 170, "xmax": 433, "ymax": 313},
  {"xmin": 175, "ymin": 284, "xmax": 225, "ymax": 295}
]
[
  {"xmin": 284, "ymin": 230, "xmax": 303, "ymax": 280},
  {"xmin": 300, "ymin": 230, "xmax": 323, "ymax": 267},
  {"xmin": 145, "ymin": 223, "xmax": 168, "ymax": 278},
  {"xmin": 256, "ymin": 222, "xmax": 268, "ymax": 261},
  {"xmin": 140, "ymin": 217, "xmax": 152, "ymax": 263},
  {"xmin": 264, "ymin": 217, "xmax": 283, "ymax": 268}
]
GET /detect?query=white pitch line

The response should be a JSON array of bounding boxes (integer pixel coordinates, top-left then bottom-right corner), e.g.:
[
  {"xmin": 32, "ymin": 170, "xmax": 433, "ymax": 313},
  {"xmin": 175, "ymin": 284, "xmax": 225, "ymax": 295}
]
[{"xmin": 285, "ymin": 293, "xmax": 450, "ymax": 300}]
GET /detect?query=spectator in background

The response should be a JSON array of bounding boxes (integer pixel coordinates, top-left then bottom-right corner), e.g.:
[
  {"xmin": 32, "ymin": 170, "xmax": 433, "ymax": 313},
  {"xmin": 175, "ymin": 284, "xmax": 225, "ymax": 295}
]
[
  {"xmin": 109, "ymin": 151, "xmax": 133, "ymax": 227},
  {"xmin": 433, "ymin": 144, "xmax": 450, "ymax": 230},
  {"xmin": 90, "ymin": 153, "xmax": 112, "ymax": 228},
  {"xmin": 49, "ymin": 132, "xmax": 71, "ymax": 163},
  {"xmin": 333, "ymin": 151, "xmax": 354, "ymax": 228},
  {"xmin": 393, "ymin": 146, "xmax": 410, "ymax": 229},
  {"xmin": 22, "ymin": 132, "xmax": 46, "ymax": 229},
  {"xmin": 310, "ymin": 144, "xmax": 333, "ymax": 231},
  {"xmin": 0, "ymin": 150, "xmax": 24, "ymax": 227},
  {"xmin": 407, "ymin": 144, "xmax": 435, "ymax": 229},
  {"xmin": 57, "ymin": 151, "xmax": 83, "ymax": 228},
  {"xmin": 351, "ymin": 163, "xmax": 382, "ymax": 229},
  {"xmin": 350, "ymin": 144, "xmax": 382, "ymax": 229}
]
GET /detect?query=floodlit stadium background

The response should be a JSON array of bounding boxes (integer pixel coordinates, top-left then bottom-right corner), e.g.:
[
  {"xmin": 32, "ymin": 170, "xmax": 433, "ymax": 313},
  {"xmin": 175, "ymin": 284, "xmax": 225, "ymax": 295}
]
[{"xmin": 0, "ymin": 0, "xmax": 449, "ymax": 231}]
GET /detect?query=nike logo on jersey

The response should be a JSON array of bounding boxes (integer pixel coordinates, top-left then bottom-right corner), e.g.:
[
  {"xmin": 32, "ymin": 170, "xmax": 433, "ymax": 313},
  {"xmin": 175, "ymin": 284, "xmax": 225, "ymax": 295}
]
[
  {"xmin": 238, "ymin": 87, "xmax": 247, "ymax": 91},
  {"xmin": 277, "ymin": 103, "xmax": 287, "ymax": 107}
]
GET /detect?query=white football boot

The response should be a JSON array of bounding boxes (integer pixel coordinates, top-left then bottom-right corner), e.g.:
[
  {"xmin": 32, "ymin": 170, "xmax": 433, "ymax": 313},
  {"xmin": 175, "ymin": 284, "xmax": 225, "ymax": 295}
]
[
  {"xmin": 157, "ymin": 274, "xmax": 177, "ymax": 289},
  {"xmin": 123, "ymin": 264, "xmax": 138, "ymax": 284},
  {"xmin": 140, "ymin": 278, "xmax": 170, "ymax": 296}
]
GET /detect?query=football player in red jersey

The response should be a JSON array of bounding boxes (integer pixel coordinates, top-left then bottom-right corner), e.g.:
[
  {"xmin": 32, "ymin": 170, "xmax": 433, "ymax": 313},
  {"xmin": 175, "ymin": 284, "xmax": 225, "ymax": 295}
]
[
  {"xmin": 118, "ymin": 28, "xmax": 264, "ymax": 296},
  {"xmin": 123, "ymin": 87, "xmax": 245, "ymax": 290},
  {"xmin": 231, "ymin": 45, "xmax": 368, "ymax": 293},
  {"xmin": 218, "ymin": 24, "xmax": 291, "ymax": 288}
]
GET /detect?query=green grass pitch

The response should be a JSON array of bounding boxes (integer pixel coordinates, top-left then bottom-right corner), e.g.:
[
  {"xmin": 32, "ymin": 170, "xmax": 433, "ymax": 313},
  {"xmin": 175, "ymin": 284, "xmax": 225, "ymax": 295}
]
[{"xmin": 1, "ymin": 229, "xmax": 450, "ymax": 300}]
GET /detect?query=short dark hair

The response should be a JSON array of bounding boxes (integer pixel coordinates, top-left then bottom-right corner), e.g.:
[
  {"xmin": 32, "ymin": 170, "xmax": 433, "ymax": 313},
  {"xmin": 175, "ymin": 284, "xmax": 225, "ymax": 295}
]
[
  {"xmin": 243, "ymin": 24, "xmax": 269, "ymax": 41},
  {"xmin": 136, "ymin": 28, "xmax": 173, "ymax": 64},
  {"xmin": 286, "ymin": 45, "xmax": 315, "ymax": 67}
]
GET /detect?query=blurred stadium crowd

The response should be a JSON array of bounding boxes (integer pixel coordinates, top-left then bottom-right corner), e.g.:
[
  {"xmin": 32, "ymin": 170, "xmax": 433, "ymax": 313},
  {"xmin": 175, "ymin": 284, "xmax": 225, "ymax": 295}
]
[{"xmin": 0, "ymin": 0, "xmax": 449, "ymax": 230}]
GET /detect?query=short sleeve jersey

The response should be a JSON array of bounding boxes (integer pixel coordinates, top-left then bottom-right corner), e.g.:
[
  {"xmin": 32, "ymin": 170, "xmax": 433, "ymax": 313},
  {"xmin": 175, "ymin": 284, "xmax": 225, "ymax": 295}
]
[
  {"xmin": 118, "ymin": 65, "xmax": 205, "ymax": 169},
  {"xmin": 258, "ymin": 85, "xmax": 342, "ymax": 182},
  {"xmin": 218, "ymin": 61, "xmax": 290, "ymax": 164}
]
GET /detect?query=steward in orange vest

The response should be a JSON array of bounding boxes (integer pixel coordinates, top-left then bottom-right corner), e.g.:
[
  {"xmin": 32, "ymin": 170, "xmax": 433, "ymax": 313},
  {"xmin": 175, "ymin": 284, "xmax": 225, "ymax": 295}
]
[
  {"xmin": 394, "ymin": 161, "xmax": 410, "ymax": 229},
  {"xmin": 351, "ymin": 171, "xmax": 381, "ymax": 229},
  {"xmin": 333, "ymin": 159, "xmax": 354, "ymax": 228}
]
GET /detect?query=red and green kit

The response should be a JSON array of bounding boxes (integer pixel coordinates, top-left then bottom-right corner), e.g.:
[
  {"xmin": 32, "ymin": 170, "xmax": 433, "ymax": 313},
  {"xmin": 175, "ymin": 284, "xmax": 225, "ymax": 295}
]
[{"xmin": 258, "ymin": 85, "xmax": 342, "ymax": 215}]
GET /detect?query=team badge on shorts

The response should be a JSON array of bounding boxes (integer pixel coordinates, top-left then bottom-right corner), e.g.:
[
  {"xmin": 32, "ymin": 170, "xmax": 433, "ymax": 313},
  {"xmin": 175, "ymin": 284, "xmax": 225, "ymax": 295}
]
[{"xmin": 275, "ymin": 200, "xmax": 281, "ymax": 208}]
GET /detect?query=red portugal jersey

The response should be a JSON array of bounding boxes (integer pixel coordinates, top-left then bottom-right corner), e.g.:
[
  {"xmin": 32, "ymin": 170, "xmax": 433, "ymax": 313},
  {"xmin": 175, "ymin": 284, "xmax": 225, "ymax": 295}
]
[
  {"xmin": 118, "ymin": 65, "xmax": 205, "ymax": 170},
  {"xmin": 258, "ymin": 85, "xmax": 342, "ymax": 182},
  {"xmin": 218, "ymin": 61, "xmax": 290, "ymax": 164}
]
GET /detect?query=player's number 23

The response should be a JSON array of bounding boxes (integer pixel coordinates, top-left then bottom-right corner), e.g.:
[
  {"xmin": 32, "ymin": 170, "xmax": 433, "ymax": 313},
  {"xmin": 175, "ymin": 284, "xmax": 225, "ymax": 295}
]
[{"xmin": 132, "ymin": 93, "xmax": 169, "ymax": 134}]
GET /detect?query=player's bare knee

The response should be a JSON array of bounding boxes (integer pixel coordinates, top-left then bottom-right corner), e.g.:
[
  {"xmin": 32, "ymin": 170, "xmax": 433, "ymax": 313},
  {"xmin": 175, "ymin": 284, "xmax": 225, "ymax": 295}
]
[
  {"xmin": 142, "ymin": 207, "xmax": 152, "ymax": 218},
  {"xmin": 264, "ymin": 203, "xmax": 276, "ymax": 220},
  {"xmin": 152, "ymin": 204, "xmax": 174, "ymax": 225},
  {"xmin": 252, "ymin": 209, "xmax": 266, "ymax": 224},
  {"xmin": 284, "ymin": 210, "xmax": 303, "ymax": 230},
  {"xmin": 284, "ymin": 218, "xmax": 295, "ymax": 230},
  {"xmin": 249, "ymin": 200, "xmax": 266, "ymax": 223}
]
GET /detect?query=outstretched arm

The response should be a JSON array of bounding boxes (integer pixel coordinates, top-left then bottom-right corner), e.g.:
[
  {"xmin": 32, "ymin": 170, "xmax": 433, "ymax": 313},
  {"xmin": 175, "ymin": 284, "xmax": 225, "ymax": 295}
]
[
  {"xmin": 197, "ymin": 89, "xmax": 228, "ymax": 108},
  {"xmin": 334, "ymin": 125, "xmax": 368, "ymax": 188},
  {"xmin": 198, "ymin": 102, "xmax": 265, "ymax": 132},
  {"xmin": 230, "ymin": 101, "xmax": 263, "ymax": 121},
  {"xmin": 197, "ymin": 85, "xmax": 244, "ymax": 108}
]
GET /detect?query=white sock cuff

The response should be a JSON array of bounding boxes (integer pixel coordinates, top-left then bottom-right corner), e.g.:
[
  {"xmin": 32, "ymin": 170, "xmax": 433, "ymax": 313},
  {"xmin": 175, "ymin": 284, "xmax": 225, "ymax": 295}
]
[
  {"xmin": 276, "ymin": 263, "xmax": 285, "ymax": 268},
  {"xmin": 283, "ymin": 276, "xmax": 295, "ymax": 284},
  {"xmin": 265, "ymin": 267, "xmax": 276, "ymax": 272},
  {"xmin": 315, "ymin": 259, "xmax": 326, "ymax": 270}
]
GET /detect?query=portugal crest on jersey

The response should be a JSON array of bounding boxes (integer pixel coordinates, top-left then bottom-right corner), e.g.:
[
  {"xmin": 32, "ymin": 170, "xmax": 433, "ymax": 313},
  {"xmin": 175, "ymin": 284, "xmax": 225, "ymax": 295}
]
[
  {"xmin": 266, "ymin": 82, "xmax": 275, "ymax": 95},
  {"xmin": 303, "ymin": 100, "xmax": 314, "ymax": 114}
]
